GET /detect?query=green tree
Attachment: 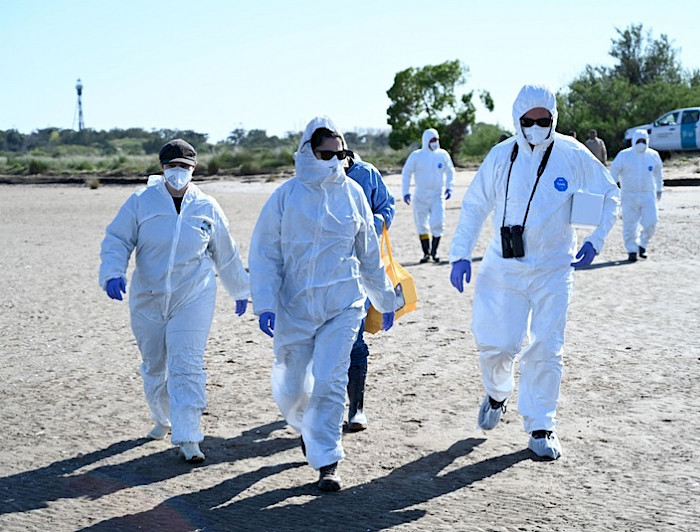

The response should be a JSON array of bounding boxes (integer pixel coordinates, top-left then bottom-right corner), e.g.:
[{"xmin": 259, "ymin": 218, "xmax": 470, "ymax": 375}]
[
  {"xmin": 460, "ymin": 122, "xmax": 511, "ymax": 158},
  {"xmin": 610, "ymin": 24, "xmax": 683, "ymax": 85},
  {"xmin": 386, "ymin": 60, "xmax": 493, "ymax": 157},
  {"xmin": 557, "ymin": 24, "xmax": 700, "ymax": 155}
]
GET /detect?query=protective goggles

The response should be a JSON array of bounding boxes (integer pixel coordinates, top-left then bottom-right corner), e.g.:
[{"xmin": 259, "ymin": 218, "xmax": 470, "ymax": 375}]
[
  {"xmin": 314, "ymin": 149, "xmax": 353, "ymax": 161},
  {"xmin": 519, "ymin": 117, "xmax": 553, "ymax": 128}
]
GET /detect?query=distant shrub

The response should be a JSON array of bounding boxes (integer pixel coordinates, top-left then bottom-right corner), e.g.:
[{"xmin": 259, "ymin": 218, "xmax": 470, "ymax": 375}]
[
  {"xmin": 110, "ymin": 155, "xmax": 127, "ymax": 169},
  {"xmin": 239, "ymin": 161, "xmax": 262, "ymax": 175},
  {"xmin": 67, "ymin": 160, "xmax": 95, "ymax": 171},
  {"xmin": 206, "ymin": 159, "xmax": 219, "ymax": 175},
  {"xmin": 27, "ymin": 159, "xmax": 50, "ymax": 174},
  {"xmin": 145, "ymin": 162, "xmax": 161, "ymax": 175}
]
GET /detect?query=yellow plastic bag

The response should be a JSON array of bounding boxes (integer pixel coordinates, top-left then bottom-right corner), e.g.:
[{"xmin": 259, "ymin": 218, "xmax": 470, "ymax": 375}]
[{"xmin": 365, "ymin": 226, "xmax": 418, "ymax": 334}]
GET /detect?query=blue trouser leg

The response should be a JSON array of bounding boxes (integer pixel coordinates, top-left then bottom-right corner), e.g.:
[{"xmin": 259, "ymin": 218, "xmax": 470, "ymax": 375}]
[{"xmin": 347, "ymin": 318, "xmax": 369, "ymax": 420}]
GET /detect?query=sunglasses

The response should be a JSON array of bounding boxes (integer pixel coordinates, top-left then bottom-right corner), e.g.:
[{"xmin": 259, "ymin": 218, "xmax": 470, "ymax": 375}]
[
  {"xmin": 520, "ymin": 117, "xmax": 552, "ymax": 128},
  {"xmin": 314, "ymin": 149, "xmax": 353, "ymax": 161}
]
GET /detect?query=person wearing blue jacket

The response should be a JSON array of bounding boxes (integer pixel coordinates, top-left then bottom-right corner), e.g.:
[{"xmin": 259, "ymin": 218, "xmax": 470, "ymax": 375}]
[{"xmin": 344, "ymin": 153, "xmax": 395, "ymax": 431}]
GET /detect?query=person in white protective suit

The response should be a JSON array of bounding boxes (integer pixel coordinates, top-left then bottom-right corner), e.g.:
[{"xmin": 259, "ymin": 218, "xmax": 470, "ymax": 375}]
[
  {"xmin": 610, "ymin": 129, "xmax": 664, "ymax": 262},
  {"xmin": 449, "ymin": 85, "xmax": 620, "ymax": 459},
  {"xmin": 402, "ymin": 128, "xmax": 455, "ymax": 263},
  {"xmin": 248, "ymin": 116, "xmax": 396, "ymax": 492},
  {"xmin": 99, "ymin": 139, "xmax": 250, "ymax": 463}
]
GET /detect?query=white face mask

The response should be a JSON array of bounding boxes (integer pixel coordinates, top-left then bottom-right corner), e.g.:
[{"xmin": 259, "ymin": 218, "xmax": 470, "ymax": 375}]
[
  {"xmin": 164, "ymin": 166, "xmax": 193, "ymax": 190},
  {"xmin": 429, "ymin": 140, "xmax": 440, "ymax": 151},
  {"xmin": 295, "ymin": 148, "xmax": 345, "ymax": 186},
  {"xmin": 634, "ymin": 142, "xmax": 647, "ymax": 153},
  {"xmin": 523, "ymin": 125, "xmax": 551, "ymax": 145}
]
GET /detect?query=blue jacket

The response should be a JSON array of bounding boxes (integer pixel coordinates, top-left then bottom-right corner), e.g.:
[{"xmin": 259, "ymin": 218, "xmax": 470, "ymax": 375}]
[{"xmin": 346, "ymin": 160, "xmax": 395, "ymax": 235}]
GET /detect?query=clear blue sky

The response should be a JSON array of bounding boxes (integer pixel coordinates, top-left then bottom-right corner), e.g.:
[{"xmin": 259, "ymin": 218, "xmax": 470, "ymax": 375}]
[{"xmin": 1, "ymin": 0, "xmax": 698, "ymax": 142}]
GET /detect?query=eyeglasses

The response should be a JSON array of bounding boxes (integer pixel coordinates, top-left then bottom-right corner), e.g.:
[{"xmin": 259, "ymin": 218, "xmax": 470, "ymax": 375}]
[
  {"xmin": 314, "ymin": 149, "xmax": 353, "ymax": 161},
  {"xmin": 519, "ymin": 117, "xmax": 553, "ymax": 128}
]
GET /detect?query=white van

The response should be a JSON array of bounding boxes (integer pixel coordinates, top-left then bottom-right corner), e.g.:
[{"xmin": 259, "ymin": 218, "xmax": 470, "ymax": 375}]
[{"xmin": 624, "ymin": 107, "xmax": 700, "ymax": 152}]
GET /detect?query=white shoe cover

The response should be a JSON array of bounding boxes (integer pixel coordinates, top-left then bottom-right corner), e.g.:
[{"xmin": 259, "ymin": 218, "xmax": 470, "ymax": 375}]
[
  {"xmin": 179, "ymin": 442, "xmax": 205, "ymax": 462},
  {"xmin": 348, "ymin": 410, "xmax": 368, "ymax": 431},
  {"xmin": 146, "ymin": 422, "xmax": 170, "ymax": 440},
  {"xmin": 528, "ymin": 432, "xmax": 562, "ymax": 460},
  {"xmin": 477, "ymin": 395, "xmax": 507, "ymax": 430}
]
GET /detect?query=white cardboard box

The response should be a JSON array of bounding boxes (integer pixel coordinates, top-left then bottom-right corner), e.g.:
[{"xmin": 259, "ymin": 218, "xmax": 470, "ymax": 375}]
[{"xmin": 570, "ymin": 192, "xmax": 604, "ymax": 227}]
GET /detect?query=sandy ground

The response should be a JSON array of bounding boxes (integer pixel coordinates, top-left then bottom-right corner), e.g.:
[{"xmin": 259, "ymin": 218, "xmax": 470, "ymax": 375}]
[{"xmin": 1, "ymin": 160, "xmax": 699, "ymax": 532}]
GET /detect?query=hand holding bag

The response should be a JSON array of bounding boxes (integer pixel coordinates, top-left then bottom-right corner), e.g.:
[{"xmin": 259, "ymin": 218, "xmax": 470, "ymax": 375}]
[{"xmin": 365, "ymin": 226, "xmax": 418, "ymax": 334}]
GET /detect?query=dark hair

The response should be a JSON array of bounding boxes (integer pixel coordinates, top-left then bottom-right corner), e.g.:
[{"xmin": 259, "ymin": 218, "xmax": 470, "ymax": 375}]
[{"xmin": 309, "ymin": 127, "xmax": 342, "ymax": 150}]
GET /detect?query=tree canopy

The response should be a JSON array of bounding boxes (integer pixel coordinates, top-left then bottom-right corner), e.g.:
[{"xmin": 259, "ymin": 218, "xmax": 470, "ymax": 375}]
[
  {"xmin": 386, "ymin": 60, "xmax": 493, "ymax": 157},
  {"xmin": 557, "ymin": 24, "xmax": 700, "ymax": 154}
]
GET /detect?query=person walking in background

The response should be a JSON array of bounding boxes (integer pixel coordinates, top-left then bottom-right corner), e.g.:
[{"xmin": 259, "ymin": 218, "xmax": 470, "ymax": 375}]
[
  {"xmin": 249, "ymin": 116, "xmax": 396, "ymax": 492},
  {"xmin": 585, "ymin": 129, "xmax": 608, "ymax": 166},
  {"xmin": 610, "ymin": 129, "xmax": 664, "ymax": 262},
  {"xmin": 402, "ymin": 128, "xmax": 455, "ymax": 263},
  {"xmin": 343, "ymin": 150, "xmax": 395, "ymax": 432},
  {"xmin": 99, "ymin": 139, "xmax": 250, "ymax": 463},
  {"xmin": 449, "ymin": 85, "xmax": 619, "ymax": 460}
]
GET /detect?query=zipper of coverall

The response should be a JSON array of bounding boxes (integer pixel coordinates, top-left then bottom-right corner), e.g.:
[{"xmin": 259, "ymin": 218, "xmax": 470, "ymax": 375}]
[
  {"xmin": 163, "ymin": 194, "xmax": 184, "ymax": 319},
  {"xmin": 307, "ymin": 183, "xmax": 326, "ymax": 322},
  {"xmin": 502, "ymin": 141, "xmax": 553, "ymax": 229}
]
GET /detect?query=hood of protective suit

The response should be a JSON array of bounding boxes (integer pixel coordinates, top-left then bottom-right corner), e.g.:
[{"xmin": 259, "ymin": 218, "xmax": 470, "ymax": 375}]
[
  {"xmin": 295, "ymin": 116, "xmax": 348, "ymax": 188},
  {"xmin": 632, "ymin": 129, "xmax": 649, "ymax": 147},
  {"xmin": 421, "ymin": 128, "xmax": 439, "ymax": 150},
  {"xmin": 512, "ymin": 85, "xmax": 558, "ymax": 148}
]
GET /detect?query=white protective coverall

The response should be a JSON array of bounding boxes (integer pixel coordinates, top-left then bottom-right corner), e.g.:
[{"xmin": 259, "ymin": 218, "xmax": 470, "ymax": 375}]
[
  {"xmin": 610, "ymin": 129, "xmax": 664, "ymax": 253},
  {"xmin": 248, "ymin": 116, "xmax": 396, "ymax": 470},
  {"xmin": 99, "ymin": 177, "xmax": 250, "ymax": 444},
  {"xmin": 448, "ymin": 85, "xmax": 620, "ymax": 433},
  {"xmin": 401, "ymin": 128, "xmax": 455, "ymax": 237}
]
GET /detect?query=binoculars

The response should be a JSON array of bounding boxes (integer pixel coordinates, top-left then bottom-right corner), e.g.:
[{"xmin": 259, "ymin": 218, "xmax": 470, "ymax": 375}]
[{"xmin": 501, "ymin": 225, "xmax": 525, "ymax": 258}]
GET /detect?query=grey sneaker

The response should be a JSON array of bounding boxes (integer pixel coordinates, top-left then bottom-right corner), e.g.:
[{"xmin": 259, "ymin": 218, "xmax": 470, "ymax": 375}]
[
  {"xmin": 318, "ymin": 462, "xmax": 341, "ymax": 492},
  {"xmin": 477, "ymin": 395, "xmax": 508, "ymax": 430},
  {"xmin": 528, "ymin": 430, "xmax": 562, "ymax": 460}
]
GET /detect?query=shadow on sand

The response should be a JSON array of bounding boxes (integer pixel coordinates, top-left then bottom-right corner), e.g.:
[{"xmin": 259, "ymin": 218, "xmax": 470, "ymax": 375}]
[
  {"xmin": 0, "ymin": 420, "xmax": 295, "ymax": 518},
  {"xmin": 577, "ymin": 258, "xmax": 636, "ymax": 270},
  {"xmin": 83, "ymin": 438, "xmax": 533, "ymax": 531}
]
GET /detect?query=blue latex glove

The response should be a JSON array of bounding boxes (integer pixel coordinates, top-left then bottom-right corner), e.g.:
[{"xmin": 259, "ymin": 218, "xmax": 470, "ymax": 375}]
[
  {"xmin": 259, "ymin": 311, "xmax": 275, "ymax": 337},
  {"xmin": 382, "ymin": 311, "xmax": 394, "ymax": 331},
  {"xmin": 445, "ymin": 188, "xmax": 452, "ymax": 200},
  {"xmin": 106, "ymin": 278, "xmax": 126, "ymax": 300},
  {"xmin": 571, "ymin": 242, "xmax": 597, "ymax": 269},
  {"xmin": 235, "ymin": 299, "xmax": 248, "ymax": 316},
  {"xmin": 403, "ymin": 194, "xmax": 411, "ymax": 205},
  {"xmin": 450, "ymin": 260, "xmax": 471, "ymax": 293}
]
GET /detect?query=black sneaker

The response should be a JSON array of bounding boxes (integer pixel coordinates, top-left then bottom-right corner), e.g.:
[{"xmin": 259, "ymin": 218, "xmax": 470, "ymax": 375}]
[
  {"xmin": 639, "ymin": 246, "xmax": 647, "ymax": 259},
  {"xmin": 420, "ymin": 254, "xmax": 431, "ymax": 264},
  {"xmin": 431, "ymin": 254, "xmax": 440, "ymax": 263},
  {"xmin": 318, "ymin": 462, "xmax": 341, "ymax": 492},
  {"xmin": 628, "ymin": 252, "xmax": 637, "ymax": 262}
]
